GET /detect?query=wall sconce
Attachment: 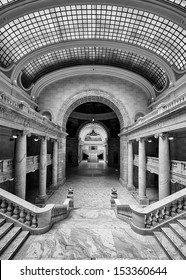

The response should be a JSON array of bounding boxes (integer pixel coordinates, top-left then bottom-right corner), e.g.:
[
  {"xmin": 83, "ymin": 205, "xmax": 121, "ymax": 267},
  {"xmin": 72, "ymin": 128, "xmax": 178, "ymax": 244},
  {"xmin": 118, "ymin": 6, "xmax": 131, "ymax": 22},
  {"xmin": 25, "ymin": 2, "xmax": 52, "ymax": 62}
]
[
  {"xmin": 168, "ymin": 136, "xmax": 174, "ymax": 141},
  {"xmin": 34, "ymin": 137, "xmax": 39, "ymax": 142},
  {"xmin": 148, "ymin": 139, "xmax": 152, "ymax": 143}
]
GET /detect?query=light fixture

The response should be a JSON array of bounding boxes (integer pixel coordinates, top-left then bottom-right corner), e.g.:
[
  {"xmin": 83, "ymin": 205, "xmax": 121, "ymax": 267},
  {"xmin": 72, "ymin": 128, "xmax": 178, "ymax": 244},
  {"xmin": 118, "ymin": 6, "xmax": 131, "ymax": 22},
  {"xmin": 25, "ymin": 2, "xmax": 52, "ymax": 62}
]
[
  {"xmin": 148, "ymin": 139, "xmax": 152, "ymax": 143},
  {"xmin": 12, "ymin": 135, "xmax": 17, "ymax": 139},
  {"xmin": 34, "ymin": 137, "xmax": 39, "ymax": 142},
  {"xmin": 168, "ymin": 136, "xmax": 174, "ymax": 140}
]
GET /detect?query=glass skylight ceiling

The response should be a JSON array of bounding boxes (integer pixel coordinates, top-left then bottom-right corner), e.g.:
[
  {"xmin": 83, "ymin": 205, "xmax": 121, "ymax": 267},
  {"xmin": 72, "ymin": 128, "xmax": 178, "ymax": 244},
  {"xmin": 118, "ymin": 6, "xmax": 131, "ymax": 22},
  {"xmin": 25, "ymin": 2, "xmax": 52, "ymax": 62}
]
[
  {"xmin": 21, "ymin": 47, "xmax": 167, "ymax": 91},
  {"xmin": 1, "ymin": 5, "xmax": 185, "ymax": 72},
  {"xmin": 0, "ymin": 0, "xmax": 186, "ymax": 9}
]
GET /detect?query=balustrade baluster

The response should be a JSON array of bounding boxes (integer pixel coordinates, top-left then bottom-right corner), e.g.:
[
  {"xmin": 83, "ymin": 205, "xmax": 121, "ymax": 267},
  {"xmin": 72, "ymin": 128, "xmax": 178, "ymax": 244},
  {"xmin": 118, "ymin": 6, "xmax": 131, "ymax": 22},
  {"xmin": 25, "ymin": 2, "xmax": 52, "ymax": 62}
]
[
  {"xmin": 25, "ymin": 212, "xmax": 32, "ymax": 226},
  {"xmin": 6, "ymin": 202, "xmax": 14, "ymax": 216},
  {"xmin": 177, "ymin": 198, "xmax": 183, "ymax": 213},
  {"xmin": 157, "ymin": 208, "xmax": 164, "ymax": 223},
  {"xmin": 170, "ymin": 201, "xmax": 178, "ymax": 216},
  {"xmin": 31, "ymin": 214, "xmax": 38, "ymax": 228},
  {"xmin": 12, "ymin": 205, "xmax": 20, "ymax": 219},
  {"xmin": 18, "ymin": 208, "xmax": 26, "ymax": 223},
  {"xmin": 151, "ymin": 211, "xmax": 158, "ymax": 226},
  {"xmin": 0, "ymin": 199, "xmax": 7, "ymax": 213},
  {"xmin": 164, "ymin": 205, "xmax": 171, "ymax": 219}
]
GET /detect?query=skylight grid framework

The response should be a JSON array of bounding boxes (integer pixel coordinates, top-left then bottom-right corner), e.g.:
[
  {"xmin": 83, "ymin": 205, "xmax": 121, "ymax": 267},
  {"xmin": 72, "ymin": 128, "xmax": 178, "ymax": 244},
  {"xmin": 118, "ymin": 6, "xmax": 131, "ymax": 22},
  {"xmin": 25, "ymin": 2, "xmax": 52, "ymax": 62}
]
[
  {"xmin": 0, "ymin": 5, "xmax": 185, "ymax": 71},
  {"xmin": 21, "ymin": 46, "xmax": 168, "ymax": 91},
  {"xmin": 0, "ymin": 0, "xmax": 186, "ymax": 9}
]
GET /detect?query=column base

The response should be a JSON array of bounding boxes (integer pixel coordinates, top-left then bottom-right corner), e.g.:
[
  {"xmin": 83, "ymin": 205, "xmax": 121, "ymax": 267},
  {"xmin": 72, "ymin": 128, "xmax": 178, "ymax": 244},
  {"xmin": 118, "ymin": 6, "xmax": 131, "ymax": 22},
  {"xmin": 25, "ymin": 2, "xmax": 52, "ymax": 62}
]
[
  {"xmin": 35, "ymin": 194, "xmax": 49, "ymax": 205},
  {"xmin": 137, "ymin": 195, "xmax": 149, "ymax": 205},
  {"xmin": 119, "ymin": 178, "xmax": 127, "ymax": 187},
  {"xmin": 127, "ymin": 184, "xmax": 136, "ymax": 191}
]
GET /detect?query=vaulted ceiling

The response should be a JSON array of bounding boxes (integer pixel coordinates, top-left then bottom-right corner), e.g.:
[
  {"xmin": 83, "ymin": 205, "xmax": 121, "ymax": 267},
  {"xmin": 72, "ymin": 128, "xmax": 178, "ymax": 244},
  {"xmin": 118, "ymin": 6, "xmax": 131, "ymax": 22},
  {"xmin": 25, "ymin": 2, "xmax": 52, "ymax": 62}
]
[{"xmin": 0, "ymin": 0, "xmax": 185, "ymax": 97}]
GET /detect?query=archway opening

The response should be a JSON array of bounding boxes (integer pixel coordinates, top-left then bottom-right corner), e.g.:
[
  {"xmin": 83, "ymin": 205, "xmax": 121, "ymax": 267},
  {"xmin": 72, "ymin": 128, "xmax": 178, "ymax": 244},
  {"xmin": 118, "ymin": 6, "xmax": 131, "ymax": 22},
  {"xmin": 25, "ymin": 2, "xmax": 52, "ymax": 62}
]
[{"xmin": 65, "ymin": 101, "xmax": 120, "ymax": 177}]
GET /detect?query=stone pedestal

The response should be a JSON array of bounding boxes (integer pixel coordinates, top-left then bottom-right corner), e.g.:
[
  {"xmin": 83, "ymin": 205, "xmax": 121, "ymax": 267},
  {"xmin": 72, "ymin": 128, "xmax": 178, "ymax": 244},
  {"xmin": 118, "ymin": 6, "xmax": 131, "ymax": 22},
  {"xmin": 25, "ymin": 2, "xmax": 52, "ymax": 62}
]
[
  {"xmin": 14, "ymin": 132, "xmax": 27, "ymax": 199},
  {"xmin": 38, "ymin": 137, "xmax": 47, "ymax": 201},
  {"xmin": 138, "ymin": 138, "xmax": 149, "ymax": 205},
  {"xmin": 159, "ymin": 133, "xmax": 170, "ymax": 200},
  {"xmin": 52, "ymin": 140, "xmax": 58, "ymax": 187},
  {"xmin": 127, "ymin": 141, "xmax": 135, "ymax": 191}
]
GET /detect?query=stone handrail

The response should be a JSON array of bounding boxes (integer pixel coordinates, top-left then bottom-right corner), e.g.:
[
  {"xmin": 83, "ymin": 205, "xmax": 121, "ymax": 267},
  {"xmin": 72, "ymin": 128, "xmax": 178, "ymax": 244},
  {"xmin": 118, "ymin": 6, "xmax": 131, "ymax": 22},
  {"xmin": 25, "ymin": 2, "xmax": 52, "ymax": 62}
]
[
  {"xmin": 130, "ymin": 188, "xmax": 186, "ymax": 234},
  {"xmin": 114, "ymin": 199, "xmax": 132, "ymax": 222},
  {"xmin": 0, "ymin": 188, "xmax": 73, "ymax": 234},
  {"xmin": 133, "ymin": 155, "xmax": 186, "ymax": 184},
  {"xmin": 128, "ymin": 92, "xmax": 186, "ymax": 128},
  {"xmin": 0, "ymin": 91, "xmax": 62, "ymax": 132}
]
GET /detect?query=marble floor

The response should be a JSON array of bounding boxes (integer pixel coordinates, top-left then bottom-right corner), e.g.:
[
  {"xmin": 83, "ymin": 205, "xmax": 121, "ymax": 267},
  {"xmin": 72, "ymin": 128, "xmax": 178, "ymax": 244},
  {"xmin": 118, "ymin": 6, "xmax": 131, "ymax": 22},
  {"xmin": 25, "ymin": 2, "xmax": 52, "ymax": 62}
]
[{"xmin": 14, "ymin": 161, "xmax": 167, "ymax": 260}]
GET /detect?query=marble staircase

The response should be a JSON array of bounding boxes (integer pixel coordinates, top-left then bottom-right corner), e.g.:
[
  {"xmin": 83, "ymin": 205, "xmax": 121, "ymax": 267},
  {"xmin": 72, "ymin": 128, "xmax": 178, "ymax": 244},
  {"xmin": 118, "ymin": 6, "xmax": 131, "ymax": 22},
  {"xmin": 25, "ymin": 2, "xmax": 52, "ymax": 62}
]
[
  {"xmin": 0, "ymin": 216, "xmax": 29, "ymax": 260},
  {"xmin": 154, "ymin": 216, "xmax": 186, "ymax": 260}
]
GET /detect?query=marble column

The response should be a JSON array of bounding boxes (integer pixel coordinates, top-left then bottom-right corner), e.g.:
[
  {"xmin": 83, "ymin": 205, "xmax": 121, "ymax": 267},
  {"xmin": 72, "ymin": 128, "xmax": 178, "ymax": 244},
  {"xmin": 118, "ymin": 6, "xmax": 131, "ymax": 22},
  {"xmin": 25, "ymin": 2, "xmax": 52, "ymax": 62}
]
[
  {"xmin": 127, "ymin": 141, "xmax": 135, "ymax": 191},
  {"xmin": 14, "ymin": 131, "xmax": 27, "ymax": 199},
  {"xmin": 39, "ymin": 136, "xmax": 47, "ymax": 198},
  {"xmin": 119, "ymin": 135, "xmax": 128, "ymax": 186},
  {"xmin": 58, "ymin": 135, "xmax": 67, "ymax": 185},
  {"xmin": 138, "ymin": 138, "xmax": 149, "ymax": 204},
  {"xmin": 158, "ymin": 133, "xmax": 170, "ymax": 200},
  {"xmin": 52, "ymin": 140, "xmax": 58, "ymax": 187}
]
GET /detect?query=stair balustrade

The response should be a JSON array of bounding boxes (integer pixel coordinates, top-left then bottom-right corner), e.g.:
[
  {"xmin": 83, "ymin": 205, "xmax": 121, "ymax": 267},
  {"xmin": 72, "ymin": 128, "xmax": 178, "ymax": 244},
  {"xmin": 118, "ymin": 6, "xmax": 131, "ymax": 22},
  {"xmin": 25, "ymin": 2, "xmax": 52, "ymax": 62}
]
[
  {"xmin": 114, "ymin": 188, "xmax": 186, "ymax": 235},
  {"xmin": 0, "ymin": 188, "xmax": 73, "ymax": 234},
  {"xmin": 131, "ymin": 188, "xmax": 186, "ymax": 234}
]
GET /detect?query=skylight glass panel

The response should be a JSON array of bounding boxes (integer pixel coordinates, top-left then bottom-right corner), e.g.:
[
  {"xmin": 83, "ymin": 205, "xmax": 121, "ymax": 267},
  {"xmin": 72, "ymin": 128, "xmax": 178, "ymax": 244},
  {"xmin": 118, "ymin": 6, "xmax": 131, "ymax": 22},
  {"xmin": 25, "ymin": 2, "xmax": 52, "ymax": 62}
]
[
  {"xmin": 0, "ymin": 4, "xmax": 185, "ymax": 71},
  {"xmin": 20, "ymin": 47, "xmax": 168, "ymax": 91}
]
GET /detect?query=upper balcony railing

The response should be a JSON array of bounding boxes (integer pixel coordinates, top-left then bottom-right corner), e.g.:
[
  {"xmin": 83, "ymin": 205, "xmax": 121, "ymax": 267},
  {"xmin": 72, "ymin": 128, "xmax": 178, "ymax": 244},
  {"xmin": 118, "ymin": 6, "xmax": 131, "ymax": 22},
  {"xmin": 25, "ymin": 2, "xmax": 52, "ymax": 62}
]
[
  {"xmin": 127, "ymin": 92, "xmax": 186, "ymax": 130},
  {"xmin": 0, "ymin": 91, "xmax": 62, "ymax": 132},
  {"xmin": 0, "ymin": 154, "xmax": 52, "ymax": 183},
  {"xmin": 133, "ymin": 154, "xmax": 186, "ymax": 185}
]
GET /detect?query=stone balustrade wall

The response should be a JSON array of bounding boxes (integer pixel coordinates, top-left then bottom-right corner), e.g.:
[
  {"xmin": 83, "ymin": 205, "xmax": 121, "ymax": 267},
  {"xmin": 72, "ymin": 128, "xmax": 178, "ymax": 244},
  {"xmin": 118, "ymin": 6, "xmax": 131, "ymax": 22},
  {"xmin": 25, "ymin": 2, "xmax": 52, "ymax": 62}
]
[
  {"xmin": 0, "ymin": 154, "xmax": 52, "ymax": 184},
  {"xmin": 130, "ymin": 188, "xmax": 186, "ymax": 234},
  {"xmin": 0, "ymin": 188, "xmax": 72, "ymax": 234}
]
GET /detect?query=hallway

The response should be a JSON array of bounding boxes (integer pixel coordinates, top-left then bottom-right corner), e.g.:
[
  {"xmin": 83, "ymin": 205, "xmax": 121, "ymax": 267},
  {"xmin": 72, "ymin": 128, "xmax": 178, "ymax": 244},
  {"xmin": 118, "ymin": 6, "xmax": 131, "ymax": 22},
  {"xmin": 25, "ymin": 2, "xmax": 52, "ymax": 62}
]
[{"xmin": 13, "ymin": 161, "xmax": 168, "ymax": 260}]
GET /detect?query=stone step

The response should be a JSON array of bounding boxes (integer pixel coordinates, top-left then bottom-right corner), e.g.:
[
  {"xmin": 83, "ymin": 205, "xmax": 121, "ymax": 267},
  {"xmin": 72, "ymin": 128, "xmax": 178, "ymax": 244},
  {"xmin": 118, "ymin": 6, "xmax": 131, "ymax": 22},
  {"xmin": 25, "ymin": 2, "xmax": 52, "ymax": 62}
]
[
  {"xmin": 0, "ymin": 231, "xmax": 30, "ymax": 260},
  {"xmin": 177, "ymin": 219, "xmax": 186, "ymax": 230},
  {"xmin": 154, "ymin": 231, "xmax": 183, "ymax": 260},
  {"xmin": 0, "ymin": 222, "xmax": 13, "ymax": 239},
  {"xmin": 161, "ymin": 227, "xmax": 186, "ymax": 259},
  {"xmin": 0, "ymin": 227, "xmax": 22, "ymax": 254},
  {"xmin": 169, "ymin": 223, "xmax": 186, "ymax": 243},
  {"xmin": 0, "ymin": 218, "xmax": 6, "ymax": 227}
]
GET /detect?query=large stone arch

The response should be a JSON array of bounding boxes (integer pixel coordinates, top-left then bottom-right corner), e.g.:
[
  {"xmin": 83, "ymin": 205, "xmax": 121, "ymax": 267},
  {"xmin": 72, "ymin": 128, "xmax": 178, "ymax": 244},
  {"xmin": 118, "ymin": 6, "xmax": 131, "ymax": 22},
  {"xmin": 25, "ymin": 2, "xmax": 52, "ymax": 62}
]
[{"xmin": 57, "ymin": 89, "xmax": 130, "ymax": 131}]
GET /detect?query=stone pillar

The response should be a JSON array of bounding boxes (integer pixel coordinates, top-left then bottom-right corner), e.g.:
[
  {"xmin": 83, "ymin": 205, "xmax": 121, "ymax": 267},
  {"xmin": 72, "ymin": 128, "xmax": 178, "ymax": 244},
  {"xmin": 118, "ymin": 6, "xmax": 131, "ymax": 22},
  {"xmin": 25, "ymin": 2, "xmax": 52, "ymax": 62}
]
[
  {"xmin": 127, "ymin": 141, "xmax": 135, "ymax": 191},
  {"xmin": 38, "ymin": 136, "xmax": 47, "ymax": 199},
  {"xmin": 119, "ymin": 135, "xmax": 128, "ymax": 186},
  {"xmin": 138, "ymin": 138, "xmax": 149, "ymax": 204},
  {"xmin": 58, "ymin": 135, "xmax": 67, "ymax": 185},
  {"xmin": 52, "ymin": 140, "xmax": 58, "ymax": 187},
  {"xmin": 14, "ymin": 131, "xmax": 27, "ymax": 199},
  {"xmin": 158, "ymin": 133, "xmax": 170, "ymax": 200}
]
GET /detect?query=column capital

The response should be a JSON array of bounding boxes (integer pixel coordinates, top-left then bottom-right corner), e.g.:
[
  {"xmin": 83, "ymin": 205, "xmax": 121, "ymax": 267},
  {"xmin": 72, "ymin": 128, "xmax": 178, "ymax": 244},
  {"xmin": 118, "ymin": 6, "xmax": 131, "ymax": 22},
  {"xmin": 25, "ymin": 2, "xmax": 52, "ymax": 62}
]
[
  {"xmin": 136, "ymin": 137, "xmax": 147, "ymax": 142},
  {"xmin": 51, "ymin": 138, "xmax": 58, "ymax": 142},
  {"xmin": 12, "ymin": 129, "xmax": 31, "ymax": 137},
  {"xmin": 154, "ymin": 132, "xmax": 168, "ymax": 139}
]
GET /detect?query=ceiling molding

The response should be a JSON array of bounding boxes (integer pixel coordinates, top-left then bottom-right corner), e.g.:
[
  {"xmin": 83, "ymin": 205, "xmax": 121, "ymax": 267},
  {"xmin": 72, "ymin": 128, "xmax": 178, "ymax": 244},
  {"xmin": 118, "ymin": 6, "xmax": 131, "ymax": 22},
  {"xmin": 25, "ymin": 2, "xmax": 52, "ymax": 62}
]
[{"xmin": 31, "ymin": 65, "xmax": 156, "ymax": 101}]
